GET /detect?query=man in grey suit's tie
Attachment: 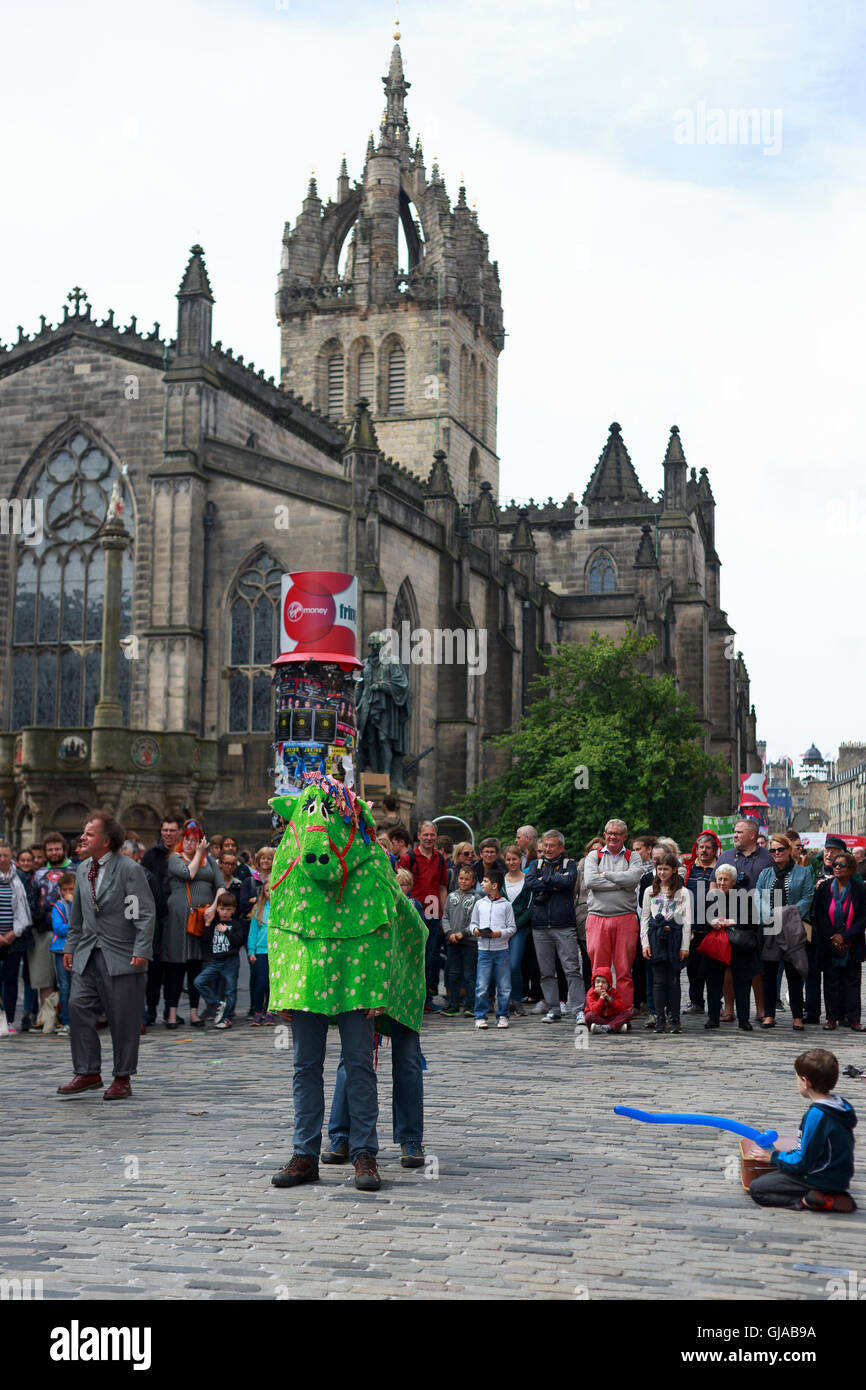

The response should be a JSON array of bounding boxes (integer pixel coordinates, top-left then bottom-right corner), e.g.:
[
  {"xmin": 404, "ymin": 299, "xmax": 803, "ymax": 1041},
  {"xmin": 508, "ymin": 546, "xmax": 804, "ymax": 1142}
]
[{"xmin": 58, "ymin": 812, "xmax": 156, "ymax": 1100}]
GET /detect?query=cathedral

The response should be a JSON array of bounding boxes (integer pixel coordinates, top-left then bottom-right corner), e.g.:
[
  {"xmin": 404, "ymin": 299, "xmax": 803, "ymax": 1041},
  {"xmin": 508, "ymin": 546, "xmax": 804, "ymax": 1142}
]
[{"xmin": 0, "ymin": 41, "xmax": 758, "ymax": 846}]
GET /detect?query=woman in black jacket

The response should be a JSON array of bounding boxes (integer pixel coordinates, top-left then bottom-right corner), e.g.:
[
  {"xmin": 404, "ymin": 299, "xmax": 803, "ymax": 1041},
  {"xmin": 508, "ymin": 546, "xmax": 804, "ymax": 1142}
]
[
  {"xmin": 813, "ymin": 851, "xmax": 866, "ymax": 1031},
  {"xmin": 704, "ymin": 863, "xmax": 762, "ymax": 1031}
]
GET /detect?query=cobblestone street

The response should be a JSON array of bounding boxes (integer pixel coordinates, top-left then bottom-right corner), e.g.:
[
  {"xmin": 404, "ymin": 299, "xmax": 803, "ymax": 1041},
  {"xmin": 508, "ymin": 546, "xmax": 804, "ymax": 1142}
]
[{"xmin": 4, "ymin": 993, "xmax": 866, "ymax": 1301}]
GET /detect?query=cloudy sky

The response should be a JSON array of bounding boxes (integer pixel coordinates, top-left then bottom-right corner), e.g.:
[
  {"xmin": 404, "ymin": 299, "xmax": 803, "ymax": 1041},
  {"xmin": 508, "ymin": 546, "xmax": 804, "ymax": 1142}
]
[{"xmin": 2, "ymin": 0, "xmax": 863, "ymax": 765}]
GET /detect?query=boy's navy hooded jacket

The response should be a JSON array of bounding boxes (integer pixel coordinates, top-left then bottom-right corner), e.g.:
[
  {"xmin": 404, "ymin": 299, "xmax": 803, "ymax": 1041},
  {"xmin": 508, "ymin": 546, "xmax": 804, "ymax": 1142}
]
[{"xmin": 770, "ymin": 1095, "xmax": 856, "ymax": 1192}]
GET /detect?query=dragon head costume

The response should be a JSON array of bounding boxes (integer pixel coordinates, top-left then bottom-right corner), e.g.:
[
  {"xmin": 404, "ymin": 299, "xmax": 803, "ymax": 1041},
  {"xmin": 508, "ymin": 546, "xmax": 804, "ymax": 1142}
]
[{"xmin": 267, "ymin": 772, "xmax": 427, "ymax": 1032}]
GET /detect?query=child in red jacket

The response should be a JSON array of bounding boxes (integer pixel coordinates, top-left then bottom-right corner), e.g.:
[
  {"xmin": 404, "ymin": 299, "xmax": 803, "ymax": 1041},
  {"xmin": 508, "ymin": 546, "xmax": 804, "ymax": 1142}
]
[{"xmin": 585, "ymin": 966, "xmax": 633, "ymax": 1034}]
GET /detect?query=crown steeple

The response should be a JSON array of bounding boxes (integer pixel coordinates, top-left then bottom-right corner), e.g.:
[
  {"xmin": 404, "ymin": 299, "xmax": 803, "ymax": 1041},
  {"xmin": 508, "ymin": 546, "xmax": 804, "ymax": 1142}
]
[{"xmin": 379, "ymin": 42, "xmax": 410, "ymax": 150}]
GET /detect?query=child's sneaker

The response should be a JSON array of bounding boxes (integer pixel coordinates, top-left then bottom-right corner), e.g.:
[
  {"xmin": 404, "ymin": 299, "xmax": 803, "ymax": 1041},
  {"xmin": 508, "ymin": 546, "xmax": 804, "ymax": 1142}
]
[
  {"xmin": 496, "ymin": 1016, "xmax": 509, "ymax": 1029},
  {"xmin": 442, "ymin": 1003, "xmax": 461, "ymax": 1017},
  {"xmin": 215, "ymin": 1018, "xmax": 232, "ymax": 1030},
  {"xmin": 463, "ymin": 1008, "xmax": 475, "ymax": 1017},
  {"xmin": 6, "ymin": 1025, "xmax": 19, "ymax": 1035},
  {"xmin": 55, "ymin": 1024, "xmax": 70, "ymax": 1036},
  {"xmin": 213, "ymin": 1001, "xmax": 227, "ymax": 1026},
  {"xmin": 474, "ymin": 1018, "xmax": 488, "ymax": 1029},
  {"xmin": 249, "ymin": 1013, "xmax": 263, "ymax": 1026},
  {"xmin": 619, "ymin": 1023, "xmax": 630, "ymax": 1034},
  {"xmin": 802, "ymin": 1189, "xmax": 856, "ymax": 1213}
]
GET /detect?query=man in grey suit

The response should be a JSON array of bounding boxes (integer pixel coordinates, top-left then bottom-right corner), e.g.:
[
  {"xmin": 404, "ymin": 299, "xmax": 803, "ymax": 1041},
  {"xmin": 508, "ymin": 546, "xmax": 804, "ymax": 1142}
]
[{"xmin": 58, "ymin": 812, "xmax": 156, "ymax": 1100}]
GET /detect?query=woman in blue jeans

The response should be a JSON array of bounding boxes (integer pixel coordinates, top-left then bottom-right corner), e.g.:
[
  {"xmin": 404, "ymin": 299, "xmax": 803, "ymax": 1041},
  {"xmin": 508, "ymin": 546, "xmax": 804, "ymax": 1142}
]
[
  {"xmin": 323, "ymin": 1016, "xmax": 425, "ymax": 1169},
  {"xmin": 503, "ymin": 845, "xmax": 533, "ymax": 1015}
]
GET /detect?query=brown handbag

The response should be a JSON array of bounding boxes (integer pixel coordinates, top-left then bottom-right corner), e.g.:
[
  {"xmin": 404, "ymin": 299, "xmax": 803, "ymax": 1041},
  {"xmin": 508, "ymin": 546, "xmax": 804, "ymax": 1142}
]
[{"xmin": 185, "ymin": 882, "xmax": 207, "ymax": 937}]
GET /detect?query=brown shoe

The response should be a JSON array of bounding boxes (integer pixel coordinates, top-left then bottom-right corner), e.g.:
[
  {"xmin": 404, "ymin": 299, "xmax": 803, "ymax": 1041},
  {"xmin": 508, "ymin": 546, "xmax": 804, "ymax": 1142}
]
[
  {"xmin": 353, "ymin": 1152, "xmax": 381, "ymax": 1192},
  {"xmin": 103, "ymin": 1076, "xmax": 132, "ymax": 1100},
  {"xmin": 271, "ymin": 1154, "xmax": 319, "ymax": 1188},
  {"xmin": 57, "ymin": 1073, "xmax": 103, "ymax": 1096}
]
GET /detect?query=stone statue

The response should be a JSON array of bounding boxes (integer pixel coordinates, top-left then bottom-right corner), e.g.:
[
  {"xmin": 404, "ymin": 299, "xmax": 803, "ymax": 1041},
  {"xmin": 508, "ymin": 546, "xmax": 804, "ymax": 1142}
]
[{"xmin": 355, "ymin": 632, "xmax": 411, "ymax": 786}]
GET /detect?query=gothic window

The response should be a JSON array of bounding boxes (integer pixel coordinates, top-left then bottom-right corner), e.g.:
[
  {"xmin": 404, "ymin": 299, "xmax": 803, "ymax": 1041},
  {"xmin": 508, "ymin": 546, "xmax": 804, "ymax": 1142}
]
[
  {"xmin": 387, "ymin": 345, "xmax": 405, "ymax": 413},
  {"xmin": 10, "ymin": 433, "xmax": 133, "ymax": 730},
  {"xmin": 588, "ymin": 550, "xmax": 616, "ymax": 594},
  {"xmin": 227, "ymin": 553, "xmax": 282, "ymax": 733},
  {"xmin": 468, "ymin": 447, "xmax": 479, "ymax": 500},
  {"xmin": 327, "ymin": 353, "xmax": 344, "ymax": 418},
  {"xmin": 358, "ymin": 350, "xmax": 374, "ymax": 402},
  {"xmin": 470, "ymin": 355, "xmax": 478, "ymax": 436}
]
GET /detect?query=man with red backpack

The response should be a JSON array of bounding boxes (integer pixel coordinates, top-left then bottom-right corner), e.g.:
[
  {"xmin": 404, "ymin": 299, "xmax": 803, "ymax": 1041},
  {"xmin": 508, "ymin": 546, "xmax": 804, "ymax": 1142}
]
[
  {"xmin": 399, "ymin": 822, "xmax": 448, "ymax": 1009},
  {"xmin": 583, "ymin": 819, "xmax": 645, "ymax": 1011}
]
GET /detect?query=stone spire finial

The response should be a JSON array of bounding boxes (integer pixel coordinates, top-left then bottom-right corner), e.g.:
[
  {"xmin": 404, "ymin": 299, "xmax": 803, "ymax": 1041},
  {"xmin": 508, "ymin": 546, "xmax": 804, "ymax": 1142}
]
[
  {"xmin": 178, "ymin": 245, "xmax": 213, "ymax": 302},
  {"xmin": 345, "ymin": 397, "xmax": 379, "ymax": 452},
  {"xmin": 634, "ymin": 523, "xmax": 657, "ymax": 567},
  {"xmin": 426, "ymin": 448, "xmax": 455, "ymax": 498},
  {"xmin": 473, "ymin": 480, "xmax": 499, "ymax": 527},
  {"xmin": 582, "ymin": 422, "xmax": 649, "ymax": 505},
  {"xmin": 511, "ymin": 507, "xmax": 536, "ymax": 551},
  {"xmin": 663, "ymin": 424, "xmax": 687, "ymax": 466}
]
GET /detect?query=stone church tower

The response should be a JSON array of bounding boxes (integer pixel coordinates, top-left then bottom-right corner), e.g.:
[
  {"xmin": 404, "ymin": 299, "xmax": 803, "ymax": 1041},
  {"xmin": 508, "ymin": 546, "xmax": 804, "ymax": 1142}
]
[
  {"xmin": 276, "ymin": 44, "xmax": 503, "ymax": 505},
  {"xmin": 0, "ymin": 38, "xmax": 757, "ymax": 845}
]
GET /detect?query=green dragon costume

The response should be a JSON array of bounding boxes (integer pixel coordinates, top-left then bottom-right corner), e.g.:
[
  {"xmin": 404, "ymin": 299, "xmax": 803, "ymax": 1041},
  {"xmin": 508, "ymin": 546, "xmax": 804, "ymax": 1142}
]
[{"xmin": 268, "ymin": 772, "xmax": 426, "ymax": 1033}]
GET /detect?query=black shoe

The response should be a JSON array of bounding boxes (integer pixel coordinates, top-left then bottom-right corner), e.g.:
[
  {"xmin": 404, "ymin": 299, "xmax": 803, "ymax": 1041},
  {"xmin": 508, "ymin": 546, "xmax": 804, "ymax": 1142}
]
[
  {"xmin": 320, "ymin": 1143, "xmax": 350, "ymax": 1165},
  {"xmin": 271, "ymin": 1154, "xmax": 319, "ymax": 1188},
  {"xmin": 145, "ymin": 1009, "xmax": 157, "ymax": 1025},
  {"xmin": 804, "ymin": 1015, "xmax": 820, "ymax": 1025},
  {"xmin": 190, "ymin": 1018, "xmax": 206, "ymax": 1029},
  {"xmin": 704, "ymin": 1018, "xmax": 720, "ymax": 1029},
  {"xmin": 739, "ymin": 1021, "xmax": 754, "ymax": 1032},
  {"xmin": 19, "ymin": 1015, "xmax": 31, "ymax": 1033},
  {"xmin": 400, "ymin": 1142, "xmax": 425, "ymax": 1169},
  {"xmin": 164, "ymin": 1020, "xmax": 178, "ymax": 1030},
  {"xmin": 670, "ymin": 1023, "xmax": 682, "ymax": 1034},
  {"xmin": 683, "ymin": 1003, "xmax": 704, "ymax": 1014},
  {"xmin": 354, "ymin": 1152, "xmax": 381, "ymax": 1192}
]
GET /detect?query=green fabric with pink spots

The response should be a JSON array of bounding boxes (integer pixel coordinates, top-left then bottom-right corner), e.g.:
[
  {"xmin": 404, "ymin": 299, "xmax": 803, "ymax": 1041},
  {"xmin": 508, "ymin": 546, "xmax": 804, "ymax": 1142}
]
[{"xmin": 267, "ymin": 784, "xmax": 427, "ymax": 1032}]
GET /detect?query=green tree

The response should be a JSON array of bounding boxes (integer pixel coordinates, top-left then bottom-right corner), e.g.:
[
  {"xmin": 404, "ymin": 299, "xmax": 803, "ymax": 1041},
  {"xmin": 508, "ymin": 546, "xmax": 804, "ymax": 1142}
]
[{"xmin": 449, "ymin": 629, "xmax": 729, "ymax": 851}]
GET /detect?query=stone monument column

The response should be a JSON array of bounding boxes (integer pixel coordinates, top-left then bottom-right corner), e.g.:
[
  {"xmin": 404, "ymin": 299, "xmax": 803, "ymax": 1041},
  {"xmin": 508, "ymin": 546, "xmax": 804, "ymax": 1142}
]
[{"xmin": 92, "ymin": 484, "xmax": 128, "ymax": 729}]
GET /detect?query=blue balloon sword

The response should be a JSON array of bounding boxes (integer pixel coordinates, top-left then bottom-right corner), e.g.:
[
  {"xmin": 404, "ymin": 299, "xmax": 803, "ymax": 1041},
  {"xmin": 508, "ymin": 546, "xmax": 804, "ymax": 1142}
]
[{"xmin": 614, "ymin": 1106, "xmax": 778, "ymax": 1148}]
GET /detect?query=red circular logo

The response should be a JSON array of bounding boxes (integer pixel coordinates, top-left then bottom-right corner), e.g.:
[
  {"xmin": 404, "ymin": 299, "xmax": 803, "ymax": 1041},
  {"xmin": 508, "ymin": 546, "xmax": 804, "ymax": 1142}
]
[{"xmin": 283, "ymin": 583, "xmax": 335, "ymax": 644}]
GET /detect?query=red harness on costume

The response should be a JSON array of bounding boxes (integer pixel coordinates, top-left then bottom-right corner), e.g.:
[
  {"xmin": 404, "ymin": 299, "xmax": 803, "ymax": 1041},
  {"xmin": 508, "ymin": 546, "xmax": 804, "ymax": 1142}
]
[{"xmin": 271, "ymin": 814, "xmax": 358, "ymax": 903}]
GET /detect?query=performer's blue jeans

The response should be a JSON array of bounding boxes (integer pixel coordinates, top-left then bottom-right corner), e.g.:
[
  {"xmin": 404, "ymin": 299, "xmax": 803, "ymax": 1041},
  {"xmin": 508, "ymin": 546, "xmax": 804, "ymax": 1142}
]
[
  {"xmin": 328, "ymin": 1018, "xmax": 423, "ymax": 1148},
  {"xmin": 292, "ymin": 1009, "xmax": 378, "ymax": 1160}
]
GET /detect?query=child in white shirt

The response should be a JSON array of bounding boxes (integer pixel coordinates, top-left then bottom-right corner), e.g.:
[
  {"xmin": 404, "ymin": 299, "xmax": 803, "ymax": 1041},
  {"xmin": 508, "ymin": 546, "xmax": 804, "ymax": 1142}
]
[{"xmin": 471, "ymin": 869, "xmax": 516, "ymax": 1030}]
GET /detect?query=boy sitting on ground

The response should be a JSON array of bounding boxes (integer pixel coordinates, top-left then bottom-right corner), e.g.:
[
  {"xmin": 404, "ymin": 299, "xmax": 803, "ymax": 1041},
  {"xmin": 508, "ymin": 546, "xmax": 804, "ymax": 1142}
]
[{"xmin": 750, "ymin": 1048, "xmax": 857, "ymax": 1212}]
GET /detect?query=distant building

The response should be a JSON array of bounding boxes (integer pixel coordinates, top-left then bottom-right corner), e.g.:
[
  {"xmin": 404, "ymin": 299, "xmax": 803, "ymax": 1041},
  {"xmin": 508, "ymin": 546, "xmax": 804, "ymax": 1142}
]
[{"xmin": 829, "ymin": 743, "xmax": 866, "ymax": 833}]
